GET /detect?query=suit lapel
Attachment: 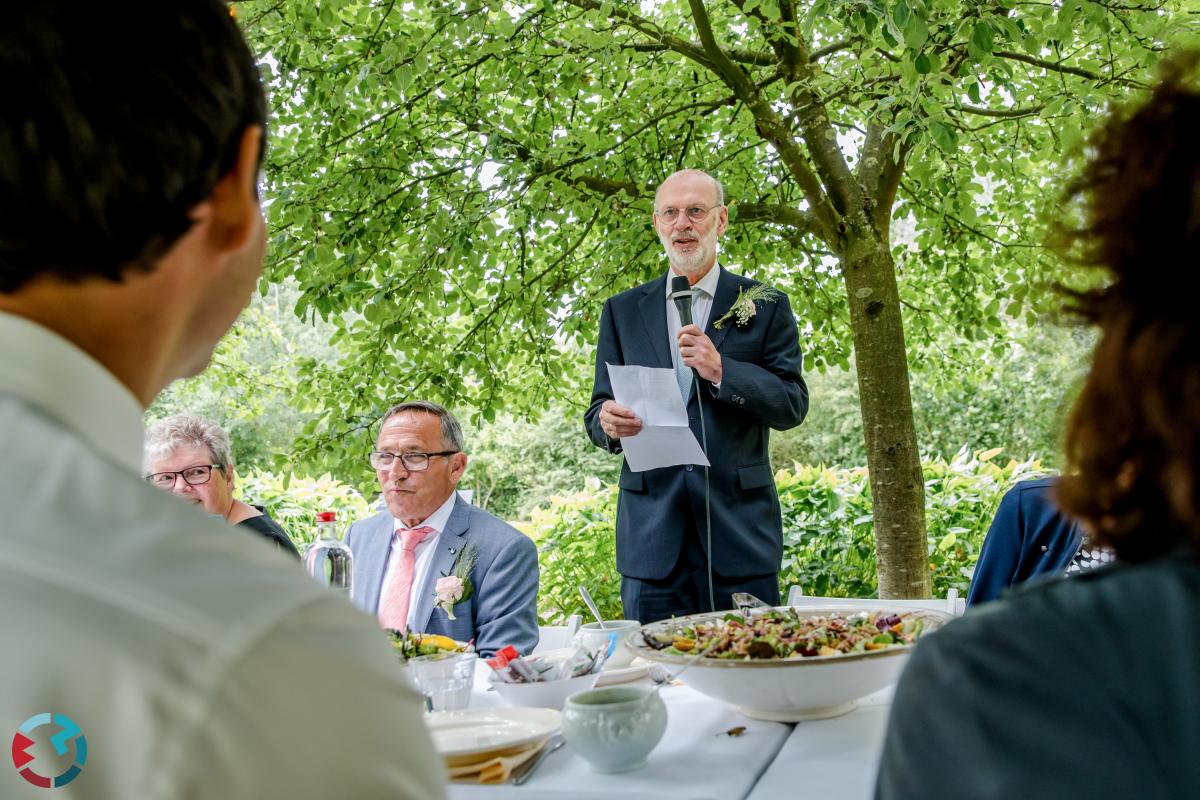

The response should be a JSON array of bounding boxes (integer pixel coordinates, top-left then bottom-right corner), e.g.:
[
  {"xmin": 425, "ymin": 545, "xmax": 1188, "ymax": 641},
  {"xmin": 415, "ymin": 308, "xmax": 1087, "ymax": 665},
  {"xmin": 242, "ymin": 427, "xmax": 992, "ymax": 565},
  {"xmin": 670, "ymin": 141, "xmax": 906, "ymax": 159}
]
[
  {"xmin": 363, "ymin": 513, "xmax": 395, "ymax": 614},
  {"xmin": 412, "ymin": 495, "xmax": 470, "ymax": 632},
  {"xmin": 707, "ymin": 268, "xmax": 742, "ymax": 352},
  {"xmin": 637, "ymin": 275, "xmax": 672, "ymax": 368}
]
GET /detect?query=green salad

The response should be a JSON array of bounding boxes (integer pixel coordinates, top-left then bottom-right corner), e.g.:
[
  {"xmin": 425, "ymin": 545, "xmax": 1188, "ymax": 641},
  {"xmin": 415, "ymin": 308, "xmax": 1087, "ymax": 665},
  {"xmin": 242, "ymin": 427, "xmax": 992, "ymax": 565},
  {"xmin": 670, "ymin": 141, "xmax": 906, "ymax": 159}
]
[{"xmin": 641, "ymin": 608, "xmax": 926, "ymax": 660}]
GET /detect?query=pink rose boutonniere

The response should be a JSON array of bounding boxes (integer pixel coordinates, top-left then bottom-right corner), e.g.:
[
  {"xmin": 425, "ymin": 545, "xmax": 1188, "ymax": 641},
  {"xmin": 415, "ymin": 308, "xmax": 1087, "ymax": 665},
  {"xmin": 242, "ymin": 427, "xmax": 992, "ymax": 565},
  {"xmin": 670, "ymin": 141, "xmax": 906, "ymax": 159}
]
[{"xmin": 434, "ymin": 544, "xmax": 478, "ymax": 620}]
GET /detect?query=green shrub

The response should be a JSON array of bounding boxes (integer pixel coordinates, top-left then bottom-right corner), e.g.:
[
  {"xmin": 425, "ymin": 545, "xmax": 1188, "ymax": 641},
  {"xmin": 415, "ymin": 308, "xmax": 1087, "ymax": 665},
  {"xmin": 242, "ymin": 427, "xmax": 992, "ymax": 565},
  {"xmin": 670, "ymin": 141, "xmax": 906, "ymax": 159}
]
[
  {"xmin": 533, "ymin": 451, "xmax": 1052, "ymax": 622},
  {"xmin": 524, "ymin": 479, "xmax": 622, "ymax": 625},
  {"xmin": 780, "ymin": 447, "xmax": 1049, "ymax": 599},
  {"xmin": 237, "ymin": 470, "xmax": 374, "ymax": 550}
]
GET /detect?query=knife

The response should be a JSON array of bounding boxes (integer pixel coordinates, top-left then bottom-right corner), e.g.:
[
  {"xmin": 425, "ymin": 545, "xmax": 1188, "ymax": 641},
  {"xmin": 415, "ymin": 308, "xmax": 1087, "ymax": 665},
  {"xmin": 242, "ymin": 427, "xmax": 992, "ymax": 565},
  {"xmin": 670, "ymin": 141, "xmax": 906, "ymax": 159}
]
[{"xmin": 512, "ymin": 734, "xmax": 565, "ymax": 785}]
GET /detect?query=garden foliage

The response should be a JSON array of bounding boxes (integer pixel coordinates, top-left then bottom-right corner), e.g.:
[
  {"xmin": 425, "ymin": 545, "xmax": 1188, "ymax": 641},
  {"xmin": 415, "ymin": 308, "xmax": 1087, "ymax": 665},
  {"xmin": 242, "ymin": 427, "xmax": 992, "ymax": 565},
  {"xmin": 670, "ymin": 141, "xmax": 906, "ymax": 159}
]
[
  {"xmin": 237, "ymin": 470, "xmax": 374, "ymax": 549},
  {"xmin": 531, "ymin": 450, "xmax": 1050, "ymax": 624}
]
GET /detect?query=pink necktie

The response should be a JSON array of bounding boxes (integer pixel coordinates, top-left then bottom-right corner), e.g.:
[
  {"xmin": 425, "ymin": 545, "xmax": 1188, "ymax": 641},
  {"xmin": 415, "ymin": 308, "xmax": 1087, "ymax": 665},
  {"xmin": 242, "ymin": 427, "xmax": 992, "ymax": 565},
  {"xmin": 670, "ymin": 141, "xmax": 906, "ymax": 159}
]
[{"xmin": 378, "ymin": 525, "xmax": 437, "ymax": 631}]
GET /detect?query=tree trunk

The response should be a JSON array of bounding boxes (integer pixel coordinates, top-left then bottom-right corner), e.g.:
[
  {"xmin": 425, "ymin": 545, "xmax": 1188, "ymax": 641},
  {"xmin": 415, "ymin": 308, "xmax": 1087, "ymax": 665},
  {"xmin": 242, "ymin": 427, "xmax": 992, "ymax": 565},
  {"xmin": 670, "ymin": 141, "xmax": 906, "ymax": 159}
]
[{"xmin": 839, "ymin": 232, "xmax": 931, "ymax": 598}]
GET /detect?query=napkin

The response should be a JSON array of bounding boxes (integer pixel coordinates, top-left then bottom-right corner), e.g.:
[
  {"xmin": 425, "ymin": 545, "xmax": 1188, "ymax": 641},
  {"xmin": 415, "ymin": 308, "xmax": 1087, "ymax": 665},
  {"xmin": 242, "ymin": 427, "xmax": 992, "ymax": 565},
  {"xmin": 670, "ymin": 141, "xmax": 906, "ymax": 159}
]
[{"xmin": 446, "ymin": 738, "xmax": 546, "ymax": 784}]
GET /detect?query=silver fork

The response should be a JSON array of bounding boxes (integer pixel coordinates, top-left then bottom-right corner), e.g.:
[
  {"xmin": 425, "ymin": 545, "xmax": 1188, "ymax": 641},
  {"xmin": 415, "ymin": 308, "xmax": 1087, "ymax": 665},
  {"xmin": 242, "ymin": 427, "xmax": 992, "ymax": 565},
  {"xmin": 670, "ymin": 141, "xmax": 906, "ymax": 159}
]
[
  {"xmin": 647, "ymin": 637, "xmax": 720, "ymax": 687},
  {"xmin": 511, "ymin": 734, "xmax": 564, "ymax": 785}
]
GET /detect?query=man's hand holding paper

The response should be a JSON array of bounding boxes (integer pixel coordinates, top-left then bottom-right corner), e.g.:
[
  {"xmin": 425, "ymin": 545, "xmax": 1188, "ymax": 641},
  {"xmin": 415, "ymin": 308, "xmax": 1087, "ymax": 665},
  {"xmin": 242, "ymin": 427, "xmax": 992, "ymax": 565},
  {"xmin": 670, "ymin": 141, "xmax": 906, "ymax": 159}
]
[{"xmin": 605, "ymin": 363, "xmax": 709, "ymax": 472}]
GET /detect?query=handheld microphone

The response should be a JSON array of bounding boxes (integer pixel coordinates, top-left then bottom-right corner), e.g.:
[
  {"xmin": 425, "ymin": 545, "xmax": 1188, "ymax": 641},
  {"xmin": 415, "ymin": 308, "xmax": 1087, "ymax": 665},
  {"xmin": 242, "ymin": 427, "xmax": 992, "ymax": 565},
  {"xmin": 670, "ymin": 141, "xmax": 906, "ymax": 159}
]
[{"xmin": 670, "ymin": 275, "xmax": 693, "ymax": 327}]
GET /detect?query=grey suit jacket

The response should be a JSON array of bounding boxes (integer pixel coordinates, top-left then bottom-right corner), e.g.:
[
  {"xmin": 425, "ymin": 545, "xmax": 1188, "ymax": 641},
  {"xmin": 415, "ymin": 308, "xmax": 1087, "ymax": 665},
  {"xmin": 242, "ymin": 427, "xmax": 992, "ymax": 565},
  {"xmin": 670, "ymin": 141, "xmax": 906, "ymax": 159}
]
[{"xmin": 345, "ymin": 495, "xmax": 539, "ymax": 657}]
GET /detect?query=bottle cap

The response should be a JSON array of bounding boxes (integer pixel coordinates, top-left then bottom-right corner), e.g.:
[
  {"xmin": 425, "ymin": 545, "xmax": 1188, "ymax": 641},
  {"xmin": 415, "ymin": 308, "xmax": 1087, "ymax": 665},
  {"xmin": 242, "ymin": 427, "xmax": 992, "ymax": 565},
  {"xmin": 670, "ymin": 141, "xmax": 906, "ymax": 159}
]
[{"xmin": 316, "ymin": 511, "xmax": 336, "ymax": 522}]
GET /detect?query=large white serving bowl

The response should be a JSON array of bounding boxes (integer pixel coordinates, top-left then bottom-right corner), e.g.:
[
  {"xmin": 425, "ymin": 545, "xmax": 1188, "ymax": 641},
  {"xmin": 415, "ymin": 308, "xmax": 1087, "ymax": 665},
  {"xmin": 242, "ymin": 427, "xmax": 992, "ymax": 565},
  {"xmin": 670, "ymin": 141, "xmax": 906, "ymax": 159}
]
[{"xmin": 630, "ymin": 606, "xmax": 952, "ymax": 722}]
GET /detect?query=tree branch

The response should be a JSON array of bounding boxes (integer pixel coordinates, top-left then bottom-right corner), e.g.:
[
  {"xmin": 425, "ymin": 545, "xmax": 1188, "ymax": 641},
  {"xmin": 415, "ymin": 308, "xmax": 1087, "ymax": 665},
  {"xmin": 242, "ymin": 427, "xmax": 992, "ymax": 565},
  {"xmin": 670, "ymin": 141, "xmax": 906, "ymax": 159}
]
[
  {"xmin": 561, "ymin": 0, "xmax": 714, "ymax": 70},
  {"xmin": 627, "ymin": 41, "xmax": 777, "ymax": 67},
  {"xmin": 993, "ymin": 50, "xmax": 1145, "ymax": 86},
  {"xmin": 809, "ymin": 39, "xmax": 856, "ymax": 61},
  {"xmin": 734, "ymin": 202, "xmax": 819, "ymax": 236},
  {"xmin": 956, "ymin": 102, "xmax": 1046, "ymax": 119}
]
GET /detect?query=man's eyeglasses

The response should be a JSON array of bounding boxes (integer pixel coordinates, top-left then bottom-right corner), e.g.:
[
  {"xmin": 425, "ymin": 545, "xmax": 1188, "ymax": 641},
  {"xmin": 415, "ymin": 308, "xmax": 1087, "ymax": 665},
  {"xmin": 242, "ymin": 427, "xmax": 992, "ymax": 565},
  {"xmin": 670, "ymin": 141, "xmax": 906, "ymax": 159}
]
[
  {"xmin": 145, "ymin": 464, "xmax": 224, "ymax": 488},
  {"xmin": 655, "ymin": 205, "xmax": 721, "ymax": 224},
  {"xmin": 369, "ymin": 451, "xmax": 459, "ymax": 471}
]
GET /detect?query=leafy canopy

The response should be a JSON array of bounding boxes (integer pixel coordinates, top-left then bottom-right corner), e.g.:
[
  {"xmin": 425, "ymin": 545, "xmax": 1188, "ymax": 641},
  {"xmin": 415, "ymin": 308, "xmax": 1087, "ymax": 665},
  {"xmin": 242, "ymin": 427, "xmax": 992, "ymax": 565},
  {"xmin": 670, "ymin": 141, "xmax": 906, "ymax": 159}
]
[{"xmin": 240, "ymin": 0, "xmax": 1188, "ymax": 479}]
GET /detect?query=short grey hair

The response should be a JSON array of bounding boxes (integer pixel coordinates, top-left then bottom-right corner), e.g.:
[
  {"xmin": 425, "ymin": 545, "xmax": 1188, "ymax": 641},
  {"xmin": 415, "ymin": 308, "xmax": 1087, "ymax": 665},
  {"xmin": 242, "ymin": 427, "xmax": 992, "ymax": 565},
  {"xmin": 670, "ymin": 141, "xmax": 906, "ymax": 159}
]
[
  {"xmin": 379, "ymin": 400, "xmax": 466, "ymax": 452},
  {"xmin": 144, "ymin": 414, "xmax": 233, "ymax": 472},
  {"xmin": 654, "ymin": 169, "xmax": 725, "ymax": 209}
]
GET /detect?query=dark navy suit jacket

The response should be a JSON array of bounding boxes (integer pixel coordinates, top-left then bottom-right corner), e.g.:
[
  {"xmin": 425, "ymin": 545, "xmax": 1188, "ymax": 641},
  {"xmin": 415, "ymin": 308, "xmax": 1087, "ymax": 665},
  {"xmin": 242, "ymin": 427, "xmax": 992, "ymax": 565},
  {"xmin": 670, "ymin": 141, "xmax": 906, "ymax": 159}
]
[
  {"xmin": 585, "ymin": 268, "xmax": 807, "ymax": 580},
  {"xmin": 966, "ymin": 476, "xmax": 1084, "ymax": 607}
]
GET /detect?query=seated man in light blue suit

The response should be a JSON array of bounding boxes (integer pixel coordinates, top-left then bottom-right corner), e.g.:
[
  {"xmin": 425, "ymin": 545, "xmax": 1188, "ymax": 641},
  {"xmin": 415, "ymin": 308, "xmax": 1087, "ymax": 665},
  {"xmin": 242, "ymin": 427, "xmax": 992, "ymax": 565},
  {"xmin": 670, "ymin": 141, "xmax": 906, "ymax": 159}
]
[{"xmin": 346, "ymin": 400, "xmax": 539, "ymax": 657}]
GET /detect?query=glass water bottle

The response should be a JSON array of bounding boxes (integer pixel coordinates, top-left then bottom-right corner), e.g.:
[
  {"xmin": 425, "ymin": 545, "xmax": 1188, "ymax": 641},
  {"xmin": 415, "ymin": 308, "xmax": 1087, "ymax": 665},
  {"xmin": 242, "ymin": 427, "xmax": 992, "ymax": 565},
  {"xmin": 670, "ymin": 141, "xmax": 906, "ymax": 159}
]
[{"xmin": 303, "ymin": 510, "xmax": 354, "ymax": 599}]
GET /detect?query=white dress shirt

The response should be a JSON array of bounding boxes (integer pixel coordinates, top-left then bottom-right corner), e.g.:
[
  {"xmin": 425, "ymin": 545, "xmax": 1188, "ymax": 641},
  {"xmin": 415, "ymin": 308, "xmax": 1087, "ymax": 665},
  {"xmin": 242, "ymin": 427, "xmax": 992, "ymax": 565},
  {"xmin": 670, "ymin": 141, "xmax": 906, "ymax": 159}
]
[
  {"xmin": 665, "ymin": 263, "xmax": 722, "ymax": 391},
  {"xmin": 0, "ymin": 311, "xmax": 444, "ymax": 800},
  {"xmin": 378, "ymin": 490, "xmax": 458, "ymax": 625}
]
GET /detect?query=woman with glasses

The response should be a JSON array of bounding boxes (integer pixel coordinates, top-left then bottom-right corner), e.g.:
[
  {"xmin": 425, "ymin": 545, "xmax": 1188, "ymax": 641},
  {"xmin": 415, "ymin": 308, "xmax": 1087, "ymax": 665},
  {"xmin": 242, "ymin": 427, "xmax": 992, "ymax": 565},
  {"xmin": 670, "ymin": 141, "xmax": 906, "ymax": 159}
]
[{"xmin": 144, "ymin": 414, "xmax": 300, "ymax": 558}]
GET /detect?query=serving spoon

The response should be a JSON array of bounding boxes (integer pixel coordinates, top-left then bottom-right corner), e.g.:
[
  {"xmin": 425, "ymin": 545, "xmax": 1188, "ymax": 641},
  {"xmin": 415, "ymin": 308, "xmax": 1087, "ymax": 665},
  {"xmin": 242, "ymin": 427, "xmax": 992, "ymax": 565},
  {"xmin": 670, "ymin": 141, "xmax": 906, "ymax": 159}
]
[
  {"xmin": 578, "ymin": 586, "xmax": 608, "ymax": 629},
  {"xmin": 731, "ymin": 591, "xmax": 771, "ymax": 622}
]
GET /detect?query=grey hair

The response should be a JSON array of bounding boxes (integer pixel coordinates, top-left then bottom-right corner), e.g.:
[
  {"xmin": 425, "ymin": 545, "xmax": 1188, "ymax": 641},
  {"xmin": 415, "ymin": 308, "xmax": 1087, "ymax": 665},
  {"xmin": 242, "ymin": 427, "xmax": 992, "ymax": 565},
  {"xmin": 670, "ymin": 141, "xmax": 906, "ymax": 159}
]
[
  {"xmin": 654, "ymin": 169, "xmax": 725, "ymax": 209},
  {"xmin": 144, "ymin": 414, "xmax": 233, "ymax": 472},
  {"xmin": 379, "ymin": 400, "xmax": 466, "ymax": 452}
]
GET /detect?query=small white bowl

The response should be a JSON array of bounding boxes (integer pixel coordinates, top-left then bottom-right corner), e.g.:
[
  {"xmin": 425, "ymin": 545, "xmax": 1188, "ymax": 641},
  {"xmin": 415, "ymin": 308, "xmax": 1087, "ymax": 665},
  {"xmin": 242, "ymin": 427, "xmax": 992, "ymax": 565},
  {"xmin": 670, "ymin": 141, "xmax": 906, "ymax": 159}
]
[
  {"xmin": 576, "ymin": 620, "xmax": 641, "ymax": 669},
  {"xmin": 488, "ymin": 668, "xmax": 600, "ymax": 709}
]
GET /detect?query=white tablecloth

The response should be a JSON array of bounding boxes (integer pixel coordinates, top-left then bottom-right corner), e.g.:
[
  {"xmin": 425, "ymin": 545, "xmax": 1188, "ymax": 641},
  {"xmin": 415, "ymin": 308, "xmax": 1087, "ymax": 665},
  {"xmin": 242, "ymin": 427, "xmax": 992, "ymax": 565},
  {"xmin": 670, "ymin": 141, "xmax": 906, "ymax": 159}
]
[
  {"xmin": 745, "ymin": 688, "xmax": 894, "ymax": 800},
  {"xmin": 446, "ymin": 667, "xmax": 791, "ymax": 800},
  {"xmin": 445, "ymin": 665, "xmax": 894, "ymax": 800}
]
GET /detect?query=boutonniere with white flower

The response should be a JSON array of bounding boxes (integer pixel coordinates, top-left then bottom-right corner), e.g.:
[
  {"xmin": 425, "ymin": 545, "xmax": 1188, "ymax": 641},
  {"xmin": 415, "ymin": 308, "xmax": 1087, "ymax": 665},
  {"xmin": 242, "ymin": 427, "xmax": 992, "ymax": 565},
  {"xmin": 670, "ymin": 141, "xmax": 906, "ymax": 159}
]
[
  {"xmin": 713, "ymin": 284, "xmax": 782, "ymax": 330},
  {"xmin": 434, "ymin": 544, "xmax": 478, "ymax": 620}
]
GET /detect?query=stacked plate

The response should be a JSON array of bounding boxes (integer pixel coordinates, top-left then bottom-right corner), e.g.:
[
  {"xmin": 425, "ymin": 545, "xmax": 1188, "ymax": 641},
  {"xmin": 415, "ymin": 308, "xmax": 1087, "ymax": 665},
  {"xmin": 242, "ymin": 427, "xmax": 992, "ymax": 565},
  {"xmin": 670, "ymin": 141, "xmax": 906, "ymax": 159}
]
[{"xmin": 426, "ymin": 707, "xmax": 560, "ymax": 768}]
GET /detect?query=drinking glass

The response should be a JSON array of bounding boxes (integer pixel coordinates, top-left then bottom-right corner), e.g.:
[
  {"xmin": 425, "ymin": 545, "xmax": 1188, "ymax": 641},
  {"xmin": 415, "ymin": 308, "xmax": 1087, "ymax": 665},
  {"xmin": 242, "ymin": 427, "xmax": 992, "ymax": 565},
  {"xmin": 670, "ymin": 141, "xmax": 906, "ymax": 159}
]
[{"xmin": 410, "ymin": 652, "xmax": 475, "ymax": 711}]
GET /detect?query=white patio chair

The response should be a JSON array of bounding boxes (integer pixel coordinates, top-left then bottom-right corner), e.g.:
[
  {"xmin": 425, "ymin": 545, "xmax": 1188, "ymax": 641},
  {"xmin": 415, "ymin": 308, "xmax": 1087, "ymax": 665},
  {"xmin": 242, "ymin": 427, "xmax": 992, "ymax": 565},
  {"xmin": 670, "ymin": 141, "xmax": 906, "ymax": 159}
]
[
  {"xmin": 531, "ymin": 613, "xmax": 583, "ymax": 654},
  {"xmin": 785, "ymin": 586, "xmax": 966, "ymax": 617}
]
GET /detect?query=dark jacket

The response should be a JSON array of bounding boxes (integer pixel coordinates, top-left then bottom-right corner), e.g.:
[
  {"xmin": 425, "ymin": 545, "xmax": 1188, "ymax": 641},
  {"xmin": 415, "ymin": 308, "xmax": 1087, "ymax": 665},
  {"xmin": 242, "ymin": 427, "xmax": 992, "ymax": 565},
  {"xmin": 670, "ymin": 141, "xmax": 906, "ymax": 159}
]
[
  {"xmin": 966, "ymin": 476, "xmax": 1083, "ymax": 607},
  {"xmin": 585, "ymin": 268, "xmax": 807, "ymax": 580}
]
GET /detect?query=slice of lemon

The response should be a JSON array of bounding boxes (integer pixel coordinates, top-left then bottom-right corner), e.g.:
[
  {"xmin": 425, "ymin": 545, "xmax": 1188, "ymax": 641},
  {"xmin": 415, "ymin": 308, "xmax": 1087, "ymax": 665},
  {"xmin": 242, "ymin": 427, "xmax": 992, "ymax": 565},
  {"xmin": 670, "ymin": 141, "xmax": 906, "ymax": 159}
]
[{"xmin": 415, "ymin": 634, "xmax": 462, "ymax": 652}]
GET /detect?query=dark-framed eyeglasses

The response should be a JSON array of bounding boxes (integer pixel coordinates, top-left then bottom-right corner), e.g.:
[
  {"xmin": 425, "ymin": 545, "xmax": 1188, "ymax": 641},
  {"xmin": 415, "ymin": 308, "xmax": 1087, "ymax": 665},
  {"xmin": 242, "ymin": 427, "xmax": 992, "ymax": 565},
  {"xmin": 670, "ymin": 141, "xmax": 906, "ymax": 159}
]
[
  {"xmin": 655, "ymin": 205, "xmax": 720, "ymax": 224},
  {"xmin": 145, "ymin": 464, "xmax": 224, "ymax": 488},
  {"xmin": 369, "ymin": 451, "xmax": 459, "ymax": 471}
]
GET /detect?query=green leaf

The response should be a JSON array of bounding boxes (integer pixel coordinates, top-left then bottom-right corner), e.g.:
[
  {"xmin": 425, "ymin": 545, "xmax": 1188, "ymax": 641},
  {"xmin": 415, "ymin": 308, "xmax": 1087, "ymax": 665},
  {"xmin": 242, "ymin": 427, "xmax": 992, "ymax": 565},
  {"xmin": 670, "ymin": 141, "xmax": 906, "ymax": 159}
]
[
  {"xmin": 928, "ymin": 121, "xmax": 958, "ymax": 152},
  {"xmin": 969, "ymin": 22, "xmax": 995, "ymax": 60},
  {"xmin": 904, "ymin": 16, "xmax": 929, "ymax": 51}
]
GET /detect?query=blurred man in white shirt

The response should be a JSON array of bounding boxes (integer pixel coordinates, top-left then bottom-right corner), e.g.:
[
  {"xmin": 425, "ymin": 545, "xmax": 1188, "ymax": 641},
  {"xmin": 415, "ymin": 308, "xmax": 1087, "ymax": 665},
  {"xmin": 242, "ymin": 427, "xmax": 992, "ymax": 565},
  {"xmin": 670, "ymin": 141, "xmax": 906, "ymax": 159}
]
[{"xmin": 0, "ymin": 4, "xmax": 443, "ymax": 799}]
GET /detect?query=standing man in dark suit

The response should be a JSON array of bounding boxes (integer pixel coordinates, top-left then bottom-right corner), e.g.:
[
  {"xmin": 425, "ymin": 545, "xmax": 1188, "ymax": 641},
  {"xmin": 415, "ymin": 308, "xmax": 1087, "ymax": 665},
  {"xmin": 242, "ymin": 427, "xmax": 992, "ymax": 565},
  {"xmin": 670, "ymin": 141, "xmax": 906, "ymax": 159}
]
[{"xmin": 585, "ymin": 169, "xmax": 808, "ymax": 623}]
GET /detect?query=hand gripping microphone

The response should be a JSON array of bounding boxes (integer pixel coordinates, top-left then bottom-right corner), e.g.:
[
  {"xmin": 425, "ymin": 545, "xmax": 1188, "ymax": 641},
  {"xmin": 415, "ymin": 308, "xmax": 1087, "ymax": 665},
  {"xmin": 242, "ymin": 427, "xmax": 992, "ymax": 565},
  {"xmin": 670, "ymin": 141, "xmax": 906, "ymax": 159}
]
[{"xmin": 671, "ymin": 275, "xmax": 698, "ymax": 385}]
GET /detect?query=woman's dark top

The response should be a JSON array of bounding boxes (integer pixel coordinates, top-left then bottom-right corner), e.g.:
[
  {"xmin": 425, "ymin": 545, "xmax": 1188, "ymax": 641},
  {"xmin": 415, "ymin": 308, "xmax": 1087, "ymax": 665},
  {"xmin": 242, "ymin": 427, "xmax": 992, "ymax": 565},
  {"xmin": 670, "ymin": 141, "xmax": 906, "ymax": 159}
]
[
  {"xmin": 237, "ymin": 506, "xmax": 300, "ymax": 559},
  {"xmin": 877, "ymin": 547, "xmax": 1200, "ymax": 800}
]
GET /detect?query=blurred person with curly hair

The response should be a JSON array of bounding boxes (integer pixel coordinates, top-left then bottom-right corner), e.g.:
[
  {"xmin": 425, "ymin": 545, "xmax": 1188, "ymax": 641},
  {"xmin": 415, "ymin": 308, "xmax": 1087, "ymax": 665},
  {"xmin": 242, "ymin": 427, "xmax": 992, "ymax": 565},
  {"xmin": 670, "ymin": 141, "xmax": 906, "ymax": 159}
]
[{"xmin": 877, "ymin": 55, "xmax": 1200, "ymax": 799}]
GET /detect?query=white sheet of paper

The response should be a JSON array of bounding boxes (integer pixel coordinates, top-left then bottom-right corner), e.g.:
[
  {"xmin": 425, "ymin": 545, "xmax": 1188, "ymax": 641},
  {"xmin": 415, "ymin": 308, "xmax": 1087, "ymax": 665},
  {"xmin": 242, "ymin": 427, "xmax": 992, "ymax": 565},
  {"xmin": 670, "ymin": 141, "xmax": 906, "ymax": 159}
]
[{"xmin": 607, "ymin": 363, "xmax": 710, "ymax": 472}]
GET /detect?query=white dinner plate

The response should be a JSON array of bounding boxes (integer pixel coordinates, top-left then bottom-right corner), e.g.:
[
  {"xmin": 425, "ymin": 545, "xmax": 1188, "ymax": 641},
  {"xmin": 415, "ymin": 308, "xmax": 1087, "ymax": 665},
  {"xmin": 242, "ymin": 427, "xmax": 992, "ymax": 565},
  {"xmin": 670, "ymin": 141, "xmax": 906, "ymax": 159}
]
[
  {"xmin": 595, "ymin": 657, "xmax": 653, "ymax": 686},
  {"xmin": 425, "ymin": 707, "xmax": 561, "ymax": 766}
]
